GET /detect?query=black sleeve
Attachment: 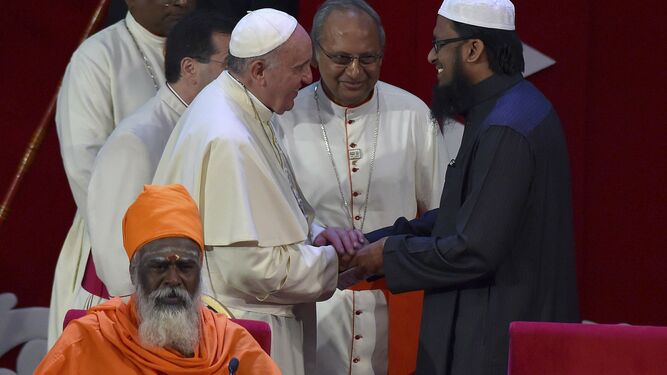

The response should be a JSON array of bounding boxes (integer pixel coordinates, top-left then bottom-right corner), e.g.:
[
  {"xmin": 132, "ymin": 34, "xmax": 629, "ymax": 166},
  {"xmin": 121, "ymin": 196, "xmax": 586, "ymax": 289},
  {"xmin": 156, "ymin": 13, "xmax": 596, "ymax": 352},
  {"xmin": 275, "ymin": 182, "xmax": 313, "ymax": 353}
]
[
  {"xmin": 365, "ymin": 208, "xmax": 439, "ymax": 243},
  {"xmin": 384, "ymin": 126, "xmax": 534, "ymax": 293}
]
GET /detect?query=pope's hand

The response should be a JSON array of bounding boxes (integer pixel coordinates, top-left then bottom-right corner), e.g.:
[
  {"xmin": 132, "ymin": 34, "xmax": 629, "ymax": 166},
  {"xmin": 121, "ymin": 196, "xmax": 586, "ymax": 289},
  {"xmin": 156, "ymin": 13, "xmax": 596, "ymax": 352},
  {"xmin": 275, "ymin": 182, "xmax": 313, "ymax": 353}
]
[{"xmin": 313, "ymin": 227, "xmax": 366, "ymax": 270}]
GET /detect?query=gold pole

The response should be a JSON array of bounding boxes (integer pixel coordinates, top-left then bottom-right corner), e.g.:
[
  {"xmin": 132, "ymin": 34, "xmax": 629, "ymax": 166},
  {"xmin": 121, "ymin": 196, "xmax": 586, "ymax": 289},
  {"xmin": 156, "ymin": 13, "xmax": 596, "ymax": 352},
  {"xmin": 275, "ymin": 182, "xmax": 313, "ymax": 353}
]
[{"xmin": 0, "ymin": 0, "xmax": 110, "ymax": 225}]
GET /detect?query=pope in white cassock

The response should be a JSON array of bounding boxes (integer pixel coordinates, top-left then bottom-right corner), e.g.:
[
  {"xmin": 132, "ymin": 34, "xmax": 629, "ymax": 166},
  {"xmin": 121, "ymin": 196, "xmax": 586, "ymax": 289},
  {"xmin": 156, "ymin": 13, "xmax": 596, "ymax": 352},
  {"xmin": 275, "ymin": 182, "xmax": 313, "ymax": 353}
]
[
  {"xmin": 273, "ymin": 1, "xmax": 463, "ymax": 373},
  {"xmin": 85, "ymin": 12, "xmax": 233, "ymax": 307},
  {"xmin": 153, "ymin": 9, "xmax": 347, "ymax": 375},
  {"xmin": 50, "ymin": 1, "xmax": 194, "ymax": 347}
]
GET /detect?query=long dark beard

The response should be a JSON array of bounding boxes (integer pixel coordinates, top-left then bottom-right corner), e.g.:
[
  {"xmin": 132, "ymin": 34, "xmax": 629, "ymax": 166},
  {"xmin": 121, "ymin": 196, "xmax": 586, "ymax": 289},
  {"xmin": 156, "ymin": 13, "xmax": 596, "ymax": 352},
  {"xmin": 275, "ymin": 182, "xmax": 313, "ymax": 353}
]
[
  {"xmin": 430, "ymin": 54, "xmax": 475, "ymax": 125},
  {"xmin": 136, "ymin": 283, "xmax": 201, "ymax": 357}
]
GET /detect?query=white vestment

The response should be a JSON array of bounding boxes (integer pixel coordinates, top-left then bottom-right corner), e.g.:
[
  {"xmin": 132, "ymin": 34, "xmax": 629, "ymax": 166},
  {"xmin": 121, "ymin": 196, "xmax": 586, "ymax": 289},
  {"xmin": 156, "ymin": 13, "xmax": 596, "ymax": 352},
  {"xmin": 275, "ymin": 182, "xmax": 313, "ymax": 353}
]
[
  {"xmin": 274, "ymin": 81, "xmax": 463, "ymax": 374},
  {"xmin": 153, "ymin": 71, "xmax": 339, "ymax": 375},
  {"xmin": 85, "ymin": 85, "xmax": 186, "ymax": 299},
  {"xmin": 50, "ymin": 12, "xmax": 165, "ymax": 347}
]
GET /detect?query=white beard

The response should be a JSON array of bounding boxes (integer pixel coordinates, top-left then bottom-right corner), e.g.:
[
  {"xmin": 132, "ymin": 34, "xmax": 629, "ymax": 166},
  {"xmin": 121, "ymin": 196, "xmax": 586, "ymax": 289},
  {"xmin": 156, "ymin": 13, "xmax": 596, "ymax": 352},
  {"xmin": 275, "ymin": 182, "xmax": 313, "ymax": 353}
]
[{"xmin": 136, "ymin": 284, "xmax": 201, "ymax": 356}]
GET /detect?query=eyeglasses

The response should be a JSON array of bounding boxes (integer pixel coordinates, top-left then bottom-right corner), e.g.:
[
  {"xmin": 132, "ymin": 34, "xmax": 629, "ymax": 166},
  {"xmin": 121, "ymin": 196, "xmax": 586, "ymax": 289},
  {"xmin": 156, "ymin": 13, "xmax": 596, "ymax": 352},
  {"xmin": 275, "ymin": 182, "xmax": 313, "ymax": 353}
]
[
  {"xmin": 316, "ymin": 42, "xmax": 383, "ymax": 66},
  {"xmin": 208, "ymin": 59, "xmax": 226, "ymax": 66},
  {"xmin": 432, "ymin": 36, "xmax": 475, "ymax": 53},
  {"xmin": 159, "ymin": 0, "xmax": 189, "ymax": 6}
]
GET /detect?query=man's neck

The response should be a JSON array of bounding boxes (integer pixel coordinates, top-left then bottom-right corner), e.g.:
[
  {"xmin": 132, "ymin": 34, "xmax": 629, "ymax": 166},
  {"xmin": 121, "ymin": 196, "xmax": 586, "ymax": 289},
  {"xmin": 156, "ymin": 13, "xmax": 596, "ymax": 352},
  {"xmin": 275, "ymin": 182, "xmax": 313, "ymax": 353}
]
[{"xmin": 168, "ymin": 80, "xmax": 194, "ymax": 105}]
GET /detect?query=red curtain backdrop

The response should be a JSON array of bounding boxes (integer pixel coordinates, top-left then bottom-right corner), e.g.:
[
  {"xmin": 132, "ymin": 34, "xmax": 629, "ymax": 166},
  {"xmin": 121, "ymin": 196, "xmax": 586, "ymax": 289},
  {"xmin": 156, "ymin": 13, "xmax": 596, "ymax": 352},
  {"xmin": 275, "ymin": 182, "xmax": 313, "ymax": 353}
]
[{"xmin": 1, "ymin": 0, "xmax": 666, "ymax": 371}]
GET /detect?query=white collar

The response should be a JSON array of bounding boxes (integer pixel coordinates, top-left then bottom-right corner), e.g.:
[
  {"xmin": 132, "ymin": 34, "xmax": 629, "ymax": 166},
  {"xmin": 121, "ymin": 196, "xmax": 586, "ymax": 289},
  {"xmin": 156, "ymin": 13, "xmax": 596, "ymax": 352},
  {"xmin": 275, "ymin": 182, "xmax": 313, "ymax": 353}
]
[{"xmin": 125, "ymin": 12, "xmax": 166, "ymax": 47}]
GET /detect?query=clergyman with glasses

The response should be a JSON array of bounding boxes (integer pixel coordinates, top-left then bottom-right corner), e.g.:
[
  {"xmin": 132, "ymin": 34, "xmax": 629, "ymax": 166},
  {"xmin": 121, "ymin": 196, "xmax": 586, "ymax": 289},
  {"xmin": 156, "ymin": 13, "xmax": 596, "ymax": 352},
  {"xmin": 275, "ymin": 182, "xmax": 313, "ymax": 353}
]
[{"xmin": 274, "ymin": 1, "xmax": 461, "ymax": 373}]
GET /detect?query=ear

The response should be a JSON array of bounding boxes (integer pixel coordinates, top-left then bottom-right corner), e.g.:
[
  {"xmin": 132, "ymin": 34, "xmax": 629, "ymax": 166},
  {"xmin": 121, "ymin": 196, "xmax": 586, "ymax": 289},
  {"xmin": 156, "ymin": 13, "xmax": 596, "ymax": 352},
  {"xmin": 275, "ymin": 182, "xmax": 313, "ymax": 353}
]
[
  {"xmin": 180, "ymin": 57, "xmax": 198, "ymax": 82},
  {"xmin": 249, "ymin": 59, "xmax": 268, "ymax": 86},
  {"xmin": 129, "ymin": 259, "xmax": 137, "ymax": 285},
  {"xmin": 463, "ymin": 38, "xmax": 486, "ymax": 63}
]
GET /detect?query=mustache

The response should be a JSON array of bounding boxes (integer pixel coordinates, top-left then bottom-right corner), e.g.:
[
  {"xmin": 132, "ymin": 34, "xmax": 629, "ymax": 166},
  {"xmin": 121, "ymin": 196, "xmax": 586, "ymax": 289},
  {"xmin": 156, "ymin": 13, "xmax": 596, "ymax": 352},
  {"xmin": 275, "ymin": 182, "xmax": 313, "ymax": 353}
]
[{"xmin": 148, "ymin": 285, "xmax": 192, "ymax": 307}]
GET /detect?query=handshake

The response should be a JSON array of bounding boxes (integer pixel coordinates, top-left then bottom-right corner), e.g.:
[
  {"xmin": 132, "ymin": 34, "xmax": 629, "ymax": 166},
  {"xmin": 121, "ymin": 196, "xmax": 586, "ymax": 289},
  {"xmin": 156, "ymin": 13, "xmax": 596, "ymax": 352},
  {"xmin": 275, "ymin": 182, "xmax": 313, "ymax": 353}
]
[{"xmin": 313, "ymin": 227, "xmax": 387, "ymax": 285}]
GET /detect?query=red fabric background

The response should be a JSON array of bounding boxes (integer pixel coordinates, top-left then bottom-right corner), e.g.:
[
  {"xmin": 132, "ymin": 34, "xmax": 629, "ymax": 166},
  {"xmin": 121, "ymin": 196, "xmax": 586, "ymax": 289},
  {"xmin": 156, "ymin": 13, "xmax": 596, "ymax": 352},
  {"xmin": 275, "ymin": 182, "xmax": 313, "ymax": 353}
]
[{"xmin": 1, "ymin": 0, "xmax": 666, "ymax": 372}]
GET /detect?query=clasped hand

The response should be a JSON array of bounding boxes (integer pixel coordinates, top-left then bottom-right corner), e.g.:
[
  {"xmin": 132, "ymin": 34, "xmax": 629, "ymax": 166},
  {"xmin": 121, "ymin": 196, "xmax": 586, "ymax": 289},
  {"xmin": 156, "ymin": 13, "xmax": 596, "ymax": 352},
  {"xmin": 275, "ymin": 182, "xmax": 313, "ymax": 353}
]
[
  {"xmin": 313, "ymin": 228, "xmax": 386, "ymax": 278},
  {"xmin": 313, "ymin": 227, "xmax": 365, "ymax": 270}
]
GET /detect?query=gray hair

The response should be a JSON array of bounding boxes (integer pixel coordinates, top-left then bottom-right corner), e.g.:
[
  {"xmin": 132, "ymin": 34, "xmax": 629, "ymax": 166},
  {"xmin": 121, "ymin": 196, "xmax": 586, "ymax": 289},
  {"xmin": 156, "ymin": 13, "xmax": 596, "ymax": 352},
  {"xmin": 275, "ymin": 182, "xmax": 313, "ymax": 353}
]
[
  {"xmin": 311, "ymin": 0, "xmax": 386, "ymax": 50},
  {"xmin": 226, "ymin": 46, "xmax": 283, "ymax": 75}
]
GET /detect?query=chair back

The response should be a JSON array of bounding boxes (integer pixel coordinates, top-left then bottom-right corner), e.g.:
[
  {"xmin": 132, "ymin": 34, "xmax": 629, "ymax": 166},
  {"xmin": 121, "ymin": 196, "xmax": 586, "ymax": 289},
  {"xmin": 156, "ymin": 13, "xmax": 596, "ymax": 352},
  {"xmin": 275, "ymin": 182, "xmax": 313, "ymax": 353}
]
[{"xmin": 509, "ymin": 321, "xmax": 667, "ymax": 375}]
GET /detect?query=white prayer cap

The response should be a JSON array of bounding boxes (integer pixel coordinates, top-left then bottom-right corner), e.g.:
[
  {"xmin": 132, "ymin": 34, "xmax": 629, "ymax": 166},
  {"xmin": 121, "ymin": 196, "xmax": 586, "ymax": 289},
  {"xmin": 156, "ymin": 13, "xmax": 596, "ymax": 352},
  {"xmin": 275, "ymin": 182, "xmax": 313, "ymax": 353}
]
[
  {"xmin": 229, "ymin": 8, "xmax": 298, "ymax": 58},
  {"xmin": 438, "ymin": 0, "xmax": 515, "ymax": 31}
]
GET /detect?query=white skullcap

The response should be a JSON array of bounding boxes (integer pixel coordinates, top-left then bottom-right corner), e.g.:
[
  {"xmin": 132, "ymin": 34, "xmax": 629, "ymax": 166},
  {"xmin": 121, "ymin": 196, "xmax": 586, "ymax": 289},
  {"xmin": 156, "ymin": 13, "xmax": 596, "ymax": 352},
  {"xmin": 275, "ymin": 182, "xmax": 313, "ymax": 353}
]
[
  {"xmin": 229, "ymin": 8, "xmax": 298, "ymax": 58},
  {"xmin": 438, "ymin": 0, "xmax": 515, "ymax": 31}
]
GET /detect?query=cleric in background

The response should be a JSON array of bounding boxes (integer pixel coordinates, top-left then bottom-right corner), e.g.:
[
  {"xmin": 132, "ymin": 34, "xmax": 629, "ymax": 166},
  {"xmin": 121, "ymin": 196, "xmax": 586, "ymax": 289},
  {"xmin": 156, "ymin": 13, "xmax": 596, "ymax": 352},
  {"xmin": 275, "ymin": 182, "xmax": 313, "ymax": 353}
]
[
  {"xmin": 50, "ymin": 0, "xmax": 195, "ymax": 347},
  {"xmin": 85, "ymin": 11, "xmax": 236, "ymax": 308},
  {"xmin": 35, "ymin": 184, "xmax": 280, "ymax": 374},
  {"xmin": 350, "ymin": 0, "xmax": 580, "ymax": 374}
]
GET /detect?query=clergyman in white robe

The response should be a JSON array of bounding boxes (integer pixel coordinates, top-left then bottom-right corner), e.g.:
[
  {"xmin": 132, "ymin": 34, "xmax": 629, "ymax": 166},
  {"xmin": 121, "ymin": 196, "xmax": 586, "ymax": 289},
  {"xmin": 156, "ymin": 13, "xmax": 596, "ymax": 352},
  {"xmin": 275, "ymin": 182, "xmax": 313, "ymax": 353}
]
[
  {"xmin": 85, "ymin": 84, "xmax": 186, "ymax": 301},
  {"xmin": 274, "ymin": 80, "xmax": 463, "ymax": 374},
  {"xmin": 50, "ymin": 11, "xmax": 165, "ymax": 347},
  {"xmin": 153, "ymin": 71, "xmax": 339, "ymax": 375}
]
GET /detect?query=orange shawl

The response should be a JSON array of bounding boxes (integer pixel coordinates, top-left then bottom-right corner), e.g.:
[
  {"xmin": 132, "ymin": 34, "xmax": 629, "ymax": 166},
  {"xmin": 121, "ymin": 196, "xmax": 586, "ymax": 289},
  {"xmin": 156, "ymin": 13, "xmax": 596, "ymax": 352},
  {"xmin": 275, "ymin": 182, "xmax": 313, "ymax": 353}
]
[{"xmin": 35, "ymin": 298, "xmax": 280, "ymax": 374}]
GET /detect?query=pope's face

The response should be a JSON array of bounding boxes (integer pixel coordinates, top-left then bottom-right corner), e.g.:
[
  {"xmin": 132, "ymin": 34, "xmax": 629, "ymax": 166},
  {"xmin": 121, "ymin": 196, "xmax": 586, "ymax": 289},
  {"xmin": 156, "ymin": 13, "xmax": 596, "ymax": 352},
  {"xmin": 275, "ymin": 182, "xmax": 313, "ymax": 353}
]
[
  {"xmin": 126, "ymin": 0, "xmax": 196, "ymax": 37},
  {"xmin": 264, "ymin": 26, "xmax": 313, "ymax": 114},
  {"xmin": 315, "ymin": 9, "xmax": 383, "ymax": 107},
  {"xmin": 135, "ymin": 237, "xmax": 201, "ymax": 306},
  {"xmin": 428, "ymin": 16, "xmax": 463, "ymax": 87}
]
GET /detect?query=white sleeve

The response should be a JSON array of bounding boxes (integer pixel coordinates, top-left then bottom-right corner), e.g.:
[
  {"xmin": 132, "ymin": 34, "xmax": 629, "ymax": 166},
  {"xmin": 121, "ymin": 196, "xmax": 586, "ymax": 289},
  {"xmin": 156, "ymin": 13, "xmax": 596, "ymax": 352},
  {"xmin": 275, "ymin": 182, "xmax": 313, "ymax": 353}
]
[
  {"xmin": 211, "ymin": 243, "xmax": 339, "ymax": 304},
  {"xmin": 415, "ymin": 112, "xmax": 448, "ymax": 213},
  {"xmin": 56, "ymin": 47, "xmax": 114, "ymax": 213},
  {"xmin": 86, "ymin": 133, "xmax": 151, "ymax": 296}
]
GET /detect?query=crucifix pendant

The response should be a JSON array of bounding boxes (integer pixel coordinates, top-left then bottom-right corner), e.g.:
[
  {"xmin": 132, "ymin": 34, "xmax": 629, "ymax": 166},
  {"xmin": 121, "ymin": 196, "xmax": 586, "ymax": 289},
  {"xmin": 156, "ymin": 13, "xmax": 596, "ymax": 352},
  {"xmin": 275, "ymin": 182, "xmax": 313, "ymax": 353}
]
[{"xmin": 348, "ymin": 148, "xmax": 362, "ymax": 161}]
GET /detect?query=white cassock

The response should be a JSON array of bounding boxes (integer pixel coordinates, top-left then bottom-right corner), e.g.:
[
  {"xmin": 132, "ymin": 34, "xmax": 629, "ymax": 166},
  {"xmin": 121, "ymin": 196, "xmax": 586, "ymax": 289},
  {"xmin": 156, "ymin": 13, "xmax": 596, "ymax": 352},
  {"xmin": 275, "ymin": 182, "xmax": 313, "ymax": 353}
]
[
  {"xmin": 84, "ymin": 85, "xmax": 186, "ymax": 301},
  {"xmin": 50, "ymin": 11, "xmax": 165, "ymax": 347},
  {"xmin": 153, "ymin": 71, "xmax": 339, "ymax": 375},
  {"xmin": 273, "ymin": 80, "xmax": 464, "ymax": 375}
]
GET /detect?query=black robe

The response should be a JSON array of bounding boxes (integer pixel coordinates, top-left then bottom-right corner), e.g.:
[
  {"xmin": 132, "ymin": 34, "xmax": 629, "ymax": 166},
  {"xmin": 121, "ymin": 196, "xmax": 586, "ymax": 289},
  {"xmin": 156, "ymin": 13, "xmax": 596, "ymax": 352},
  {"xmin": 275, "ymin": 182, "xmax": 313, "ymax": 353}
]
[{"xmin": 368, "ymin": 74, "xmax": 579, "ymax": 375}]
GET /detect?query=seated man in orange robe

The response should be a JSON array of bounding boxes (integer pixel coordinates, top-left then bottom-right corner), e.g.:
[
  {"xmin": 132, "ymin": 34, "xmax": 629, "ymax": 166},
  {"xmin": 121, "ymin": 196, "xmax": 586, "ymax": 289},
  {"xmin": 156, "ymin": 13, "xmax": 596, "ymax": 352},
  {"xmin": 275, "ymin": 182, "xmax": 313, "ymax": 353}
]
[{"xmin": 35, "ymin": 184, "xmax": 281, "ymax": 374}]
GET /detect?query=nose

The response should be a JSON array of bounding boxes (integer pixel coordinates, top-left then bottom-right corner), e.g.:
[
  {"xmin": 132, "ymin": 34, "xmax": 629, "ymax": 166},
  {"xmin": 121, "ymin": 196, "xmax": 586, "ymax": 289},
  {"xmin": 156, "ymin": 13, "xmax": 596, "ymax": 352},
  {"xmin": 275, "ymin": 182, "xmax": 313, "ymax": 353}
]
[
  {"xmin": 345, "ymin": 58, "xmax": 362, "ymax": 78},
  {"xmin": 427, "ymin": 48, "xmax": 437, "ymax": 65},
  {"xmin": 163, "ymin": 265, "xmax": 182, "ymax": 287},
  {"xmin": 303, "ymin": 66, "xmax": 313, "ymax": 85}
]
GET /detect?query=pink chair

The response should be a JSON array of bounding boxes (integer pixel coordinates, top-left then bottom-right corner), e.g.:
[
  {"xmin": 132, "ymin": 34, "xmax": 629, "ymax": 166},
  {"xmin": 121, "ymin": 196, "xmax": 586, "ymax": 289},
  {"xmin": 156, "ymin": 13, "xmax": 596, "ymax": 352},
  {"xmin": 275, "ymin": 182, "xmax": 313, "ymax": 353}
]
[
  {"xmin": 509, "ymin": 321, "xmax": 667, "ymax": 375},
  {"xmin": 64, "ymin": 309, "xmax": 271, "ymax": 354}
]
